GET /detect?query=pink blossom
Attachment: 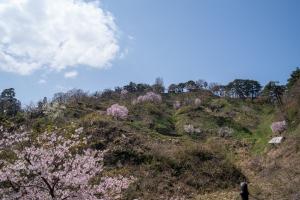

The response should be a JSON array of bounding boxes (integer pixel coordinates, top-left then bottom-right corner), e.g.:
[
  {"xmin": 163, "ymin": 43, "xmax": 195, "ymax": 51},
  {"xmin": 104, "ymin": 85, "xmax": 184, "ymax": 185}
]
[
  {"xmin": 0, "ymin": 130, "xmax": 135, "ymax": 199},
  {"xmin": 270, "ymin": 120, "xmax": 287, "ymax": 134},
  {"xmin": 106, "ymin": 104, "xmax": 128, "ymax": 119},
  {"xmin": 136, "ymin": 92, "xmax": 162, "ymax": 104},
  {"xmin": 120, "ymin": 89, "xmax": 128, "ymax": 98}
]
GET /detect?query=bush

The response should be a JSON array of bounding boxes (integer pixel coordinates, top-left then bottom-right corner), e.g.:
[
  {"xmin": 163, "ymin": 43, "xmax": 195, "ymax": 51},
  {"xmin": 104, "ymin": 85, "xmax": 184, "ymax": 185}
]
[
  {"xmin": 218, "ymin": 127, "xmax": 234, "ymax": 137},
  {"xmin": 183, "ymin": 124, "xmax": 201, "ymax": 134},
  {"xmin": 107, "ymin": 104, "xmax": 128, "ymax": 119},
  {"xmin": 173, "ymin": 101, "xmax": 181, "ymax": 109},
  {"xmin": 194, "ymin": 98, "xmax": 202, "ymax": 106},
  {"xmin": 135, "ymin": 92, "xmax": 162, "ymax": 104},
  {"xmin": 270, "ymin": 120, "xmax": 287, "ymax": 134}
]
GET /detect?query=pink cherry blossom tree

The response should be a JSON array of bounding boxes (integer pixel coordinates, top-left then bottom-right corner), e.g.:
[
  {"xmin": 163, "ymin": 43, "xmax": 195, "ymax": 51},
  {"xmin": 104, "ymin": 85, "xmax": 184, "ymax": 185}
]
[
  {"xmin": 0, "ymin": 129, "xmax": 134, "ymax": 199},
  {"xmin": 136, "ymin": 92, "xmax": 162, "ymax": 104},
  {"xmin": 270, "ymin": 120, "xmax": 287, "ymax": 134},
  {"xmin": 106, "ymin": 104, "xmax": 128, "ymax": 119}
]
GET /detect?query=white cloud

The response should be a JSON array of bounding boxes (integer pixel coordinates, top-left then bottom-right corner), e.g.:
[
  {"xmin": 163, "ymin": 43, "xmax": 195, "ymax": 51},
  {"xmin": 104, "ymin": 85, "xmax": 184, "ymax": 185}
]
[
  {"xmin": 0, "ymin": 0, "xmax": 119, "ymax": 75},
  {"xmin": 64, "ymin": 70, "xmax": 78, "ymax": 79}
]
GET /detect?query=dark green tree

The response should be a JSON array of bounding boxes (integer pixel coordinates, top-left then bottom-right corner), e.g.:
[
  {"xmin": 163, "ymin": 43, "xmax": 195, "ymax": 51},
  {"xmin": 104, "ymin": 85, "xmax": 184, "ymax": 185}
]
[
  {"xmin": 287, "ymin": 67, "xmax": 300, "ymax": 90},
  {"xmin": 184, "ymin": 80, "xmax": 197, "ymax": 92},
  {"xmin": 152, "ymin": 77, "xmax": 165, "ymax": 93},
  {"xmin": 195, "ymin": 79, "xmax": 208, "ymax": 89},
  {"xmin": 136, "ymin": 83, "xmax": 151, "ymax": 93},
  {"xmin": 226, "ymin": 79, "xmax": 261, "ymax": 99},
  {"xmin": 247, "ymin": 80, "xmax": 262, "ymax": 99},
  {"xmin": 0, "ymin": 88, "xmax": 21, "ymax": 117},
  {"xmin": 168, "ymin": 84, "xmax": 177, "ymax": 93},
  {"xmin": 177, "ymin": 83, "xmax": 185, "ymax": 93},
  {"xmin": 261, "ymin": 81, "xmax": 286, "ymax": 105},
  {"xmin": 123, "ymin": 82, "xmax": 137, "ymax": 93}
]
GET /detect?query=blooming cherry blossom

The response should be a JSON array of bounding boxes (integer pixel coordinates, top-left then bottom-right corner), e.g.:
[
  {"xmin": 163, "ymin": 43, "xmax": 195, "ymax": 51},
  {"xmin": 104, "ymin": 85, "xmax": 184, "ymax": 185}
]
[
  {"xmin": 106, "ymin": 104, "xmax": 129, "ymax": 119},
  {"xmin": 0, "ymin": 129, "xmax": 134, "ymax": 199},
  {"xmin": 136, "ymin": 92, "xmax": 162, "ymax": 104},
  {"xmin": 270, "ymin": 120, "xmax": 287, "ymax": 134}
]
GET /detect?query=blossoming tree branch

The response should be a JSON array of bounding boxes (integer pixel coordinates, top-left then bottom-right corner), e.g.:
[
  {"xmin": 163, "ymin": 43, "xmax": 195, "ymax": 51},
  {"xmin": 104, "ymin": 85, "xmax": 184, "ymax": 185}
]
[{"xmin": 0, "ymin": 127, "xmax": 135, "ymax": 199}]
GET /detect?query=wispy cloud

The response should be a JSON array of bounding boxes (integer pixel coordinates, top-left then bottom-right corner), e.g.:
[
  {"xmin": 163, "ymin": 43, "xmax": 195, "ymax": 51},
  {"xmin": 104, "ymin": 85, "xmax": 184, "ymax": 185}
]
[
  {"xmin": 128, "ymin": 35, "xmax": 135, "ymax": 40},
  {"xmin": 0, "ymin": 0, "xmax": 119, "ymax": 75},
  {"xmin": 38, "ymin": 79, "xmax": 47, "ymax": 84},
  {"xmin": 64, "ymin": 71, "xmax": 78, "ymax": 79},
  {"xmin": 119, "ymin": 48, "xmax": 129, "ymax": 59}
]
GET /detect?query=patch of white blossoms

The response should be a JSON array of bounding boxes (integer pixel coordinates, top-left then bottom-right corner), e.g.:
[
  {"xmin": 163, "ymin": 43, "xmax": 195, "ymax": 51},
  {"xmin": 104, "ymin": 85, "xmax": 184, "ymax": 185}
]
[
  {"xmin": 106, "ymin": 104, "xmax": 129, "ymax": 119},
  {"xmin": 134, "ymin": 92, "xmax": 162, "ymax": 104},
  {"xmin": 183, "ymin": 124, "xmax": 201, "ymax": 134}
]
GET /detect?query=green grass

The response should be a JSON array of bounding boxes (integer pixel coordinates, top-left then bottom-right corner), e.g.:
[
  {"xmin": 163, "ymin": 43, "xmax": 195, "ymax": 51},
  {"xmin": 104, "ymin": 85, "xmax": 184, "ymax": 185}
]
[
  {"xmin": 2, "ymin": 91, "xmax": 283, "ymax": 199},
  {"xmin": 234, "ymin": 106, "xmax": 274, "ymax": 154}
]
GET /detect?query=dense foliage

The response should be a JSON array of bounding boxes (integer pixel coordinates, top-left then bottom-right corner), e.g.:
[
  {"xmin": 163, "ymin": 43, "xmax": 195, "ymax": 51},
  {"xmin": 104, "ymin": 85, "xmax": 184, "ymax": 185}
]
[{"xmin": 0, "ymin": 88, "xmax": 21, "ymax": 117}]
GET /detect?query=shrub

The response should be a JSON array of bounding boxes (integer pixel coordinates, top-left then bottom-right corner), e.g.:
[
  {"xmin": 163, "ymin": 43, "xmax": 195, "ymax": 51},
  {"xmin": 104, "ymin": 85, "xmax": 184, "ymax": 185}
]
[
  {"xmin": 173, "ymin": 101, "xmax": 181, "ymax": 109},
  {"xmin": 136, "ymin": 92, "xmax": 162, "ymax": 104},
  {"xmin": 107, "ymin": 104, "xmax": 128, "ymax": 119},
  {"xmin": 194, "ymin": 98, "xmax": 202, "ymax": 106},
  {"xmin": 120, "ymin": 89, "xmax": 128, "ymax": 98},
  {"xmin": 270, "ymin": 120, "xmax": 287, "ymax": 134},
  {"xmin": 218, "ymin": 127, "xmax": 234, "ymax": 137},
  {"xmin": 183, "ymin": 124, "xmax": 201, "ymax": 134}
]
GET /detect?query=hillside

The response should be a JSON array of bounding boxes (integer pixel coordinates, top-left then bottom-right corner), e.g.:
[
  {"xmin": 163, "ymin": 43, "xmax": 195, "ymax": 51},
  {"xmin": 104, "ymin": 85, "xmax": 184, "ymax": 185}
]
[{"xmin": 0, "ymin": 76, "xmax": 299, "ymax": 199}]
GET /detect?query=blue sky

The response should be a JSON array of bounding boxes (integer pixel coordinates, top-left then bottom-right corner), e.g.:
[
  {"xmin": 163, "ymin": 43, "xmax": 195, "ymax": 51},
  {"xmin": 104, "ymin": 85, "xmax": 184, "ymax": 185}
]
[{"xmin": 0, "ymin": 0, "xmax": 299, "ymax": 104}]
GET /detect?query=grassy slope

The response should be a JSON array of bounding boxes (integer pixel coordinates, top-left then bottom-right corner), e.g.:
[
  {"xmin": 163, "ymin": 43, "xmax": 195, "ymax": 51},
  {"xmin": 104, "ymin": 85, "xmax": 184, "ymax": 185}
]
[{"xmin": 2, "ymin": 90, "xmax": 286, "ymax": 199}]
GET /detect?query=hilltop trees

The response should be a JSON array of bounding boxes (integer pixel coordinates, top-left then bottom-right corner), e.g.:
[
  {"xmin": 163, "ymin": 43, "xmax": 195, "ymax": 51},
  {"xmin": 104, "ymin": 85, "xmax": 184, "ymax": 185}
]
[
  {"xmin": 261, "ymin": 81, "xmax": 286, "ymax": 105},
  {"xmin": 226, "ymin": 79, "xmax": 262, "ymax": 99},
  {"xmin": 184, "ymin": 80, "xmax": 197, "ymax": 92},
  {"xmin": 136, "ymin": 83, "xmax": 152, "ymax": 93},
  {"xmin": 167, "ymin": 83, "xmax": 184, "ymax": 93},
  {"xmin": 123, "ymin": 82, "xmax": 137, "ymax": 93},
  {"xmin": 0, "ymin": 88, "xmax": 21, "ymax": 117},
  {"xmin": 287, "ymin": 67, "xmax": 300, "ymax": 90},
  {"xmin": 123, "ymin": 81, "xmax": 157, "ymax": 94},
  {"xmin": 167, "ymin": 80, "xmax": 208, "ymax": 93},
  {"xmin": 208, "ymin": 83, "xmax": 222, "ymax": 96},
  {"xmin": 196, "ymin": 79, "xmax": 208, "ymax": 89},
  {"xmin": 168, "ymin": 84, "xmax": 177, "ymax": 93},
  {"xmin": 152, "ymin": 77, "xmax": 165, "ymax": 93}
]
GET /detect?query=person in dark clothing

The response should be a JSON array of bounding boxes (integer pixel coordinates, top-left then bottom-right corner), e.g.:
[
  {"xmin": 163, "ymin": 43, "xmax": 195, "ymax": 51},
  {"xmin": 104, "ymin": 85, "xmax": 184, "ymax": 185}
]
[{"xmin": 240, "ymin": 181, "xmax": 249, "ymax": 200}]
